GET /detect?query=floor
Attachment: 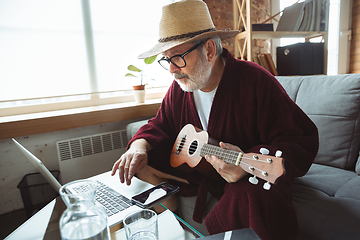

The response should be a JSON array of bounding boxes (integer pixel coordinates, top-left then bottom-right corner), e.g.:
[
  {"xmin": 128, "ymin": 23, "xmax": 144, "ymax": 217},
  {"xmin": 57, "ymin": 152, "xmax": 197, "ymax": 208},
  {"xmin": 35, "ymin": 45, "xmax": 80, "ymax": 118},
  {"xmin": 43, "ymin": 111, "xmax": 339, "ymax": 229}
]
[{"xmin": 0, "ymin": 208, "xmax": 28, "ymax": 239}]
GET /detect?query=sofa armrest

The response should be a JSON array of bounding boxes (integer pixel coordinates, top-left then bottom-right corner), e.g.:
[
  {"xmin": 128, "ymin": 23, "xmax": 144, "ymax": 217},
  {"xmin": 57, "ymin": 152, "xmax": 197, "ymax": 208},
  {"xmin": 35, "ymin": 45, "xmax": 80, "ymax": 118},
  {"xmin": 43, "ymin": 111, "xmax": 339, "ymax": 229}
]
[{"xmin": 126, "ymin": 119, "xmax": 150, "ymax": 141}]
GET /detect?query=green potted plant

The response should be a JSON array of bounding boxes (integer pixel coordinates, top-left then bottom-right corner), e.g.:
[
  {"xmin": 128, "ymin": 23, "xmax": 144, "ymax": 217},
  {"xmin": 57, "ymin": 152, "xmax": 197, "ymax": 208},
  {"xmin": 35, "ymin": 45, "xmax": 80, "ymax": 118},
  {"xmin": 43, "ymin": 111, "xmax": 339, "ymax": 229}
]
[{"xmin": 125, "ymin": 56, "xmax": 157, "ymax": 103}]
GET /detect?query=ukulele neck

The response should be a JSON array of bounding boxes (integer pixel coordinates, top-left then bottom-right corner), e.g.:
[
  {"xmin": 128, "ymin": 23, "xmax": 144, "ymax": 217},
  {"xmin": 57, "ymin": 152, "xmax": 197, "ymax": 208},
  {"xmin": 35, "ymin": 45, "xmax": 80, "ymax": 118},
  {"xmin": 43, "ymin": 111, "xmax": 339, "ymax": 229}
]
[{"xmin": 200, "ymin": 143, "xmax": 240, "ymax": 165}]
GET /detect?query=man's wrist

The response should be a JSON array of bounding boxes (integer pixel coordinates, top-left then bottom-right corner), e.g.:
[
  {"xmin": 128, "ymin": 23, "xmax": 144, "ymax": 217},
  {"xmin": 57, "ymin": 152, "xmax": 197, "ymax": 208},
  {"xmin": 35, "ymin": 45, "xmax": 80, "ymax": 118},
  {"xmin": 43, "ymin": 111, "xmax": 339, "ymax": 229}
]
[{"xmin": 130, "ymin": 138, "xmax": 153, "ymax": 152}]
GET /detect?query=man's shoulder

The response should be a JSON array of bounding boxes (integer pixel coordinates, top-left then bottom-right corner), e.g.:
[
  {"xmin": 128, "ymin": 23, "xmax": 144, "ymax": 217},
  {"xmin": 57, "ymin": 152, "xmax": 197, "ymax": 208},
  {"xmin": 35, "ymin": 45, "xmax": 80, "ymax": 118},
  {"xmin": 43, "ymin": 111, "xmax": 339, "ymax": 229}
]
[
  {"xmin": 222, "ymin": 49, "xmax": 271, "ymax": 76},
  {"xmin": 224, "ymin": 57, "xmax": 275, "ymax": 85}
]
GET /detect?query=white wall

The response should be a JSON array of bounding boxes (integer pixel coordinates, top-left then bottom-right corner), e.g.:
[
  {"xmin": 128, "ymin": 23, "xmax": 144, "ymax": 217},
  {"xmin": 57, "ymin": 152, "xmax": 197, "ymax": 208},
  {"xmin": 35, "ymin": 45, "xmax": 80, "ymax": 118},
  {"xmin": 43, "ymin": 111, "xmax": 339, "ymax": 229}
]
[{"xmin": 0, "ymin": 116, "xmax": 150, "ymax": 215}]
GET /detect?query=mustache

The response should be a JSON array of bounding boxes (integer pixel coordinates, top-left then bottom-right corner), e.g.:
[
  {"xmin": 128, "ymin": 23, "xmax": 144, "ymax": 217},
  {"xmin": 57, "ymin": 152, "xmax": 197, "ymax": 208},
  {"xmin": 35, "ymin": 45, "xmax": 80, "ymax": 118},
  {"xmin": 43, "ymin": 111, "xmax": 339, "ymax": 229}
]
[{"xmin": 173, "ymin": 72, "xmax": 190, "ymax": 80}]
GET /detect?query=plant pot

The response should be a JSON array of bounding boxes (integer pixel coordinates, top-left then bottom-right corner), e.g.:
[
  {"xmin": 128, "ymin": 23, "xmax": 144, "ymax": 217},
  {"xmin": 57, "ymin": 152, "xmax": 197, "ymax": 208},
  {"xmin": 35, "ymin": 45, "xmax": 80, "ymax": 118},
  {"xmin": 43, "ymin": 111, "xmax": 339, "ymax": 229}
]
[{"xmin": 133, "ymin": 85, "xmax": 146, "ymax": 103}]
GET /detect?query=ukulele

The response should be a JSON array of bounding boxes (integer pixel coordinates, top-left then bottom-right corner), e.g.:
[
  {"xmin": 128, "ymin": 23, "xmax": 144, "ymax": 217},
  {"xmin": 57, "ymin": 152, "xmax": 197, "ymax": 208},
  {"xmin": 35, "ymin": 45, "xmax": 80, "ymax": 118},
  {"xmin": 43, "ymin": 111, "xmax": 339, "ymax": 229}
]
[{"xmin": 170, "ymin": 124, "xmax": 285, "ymax": 190}]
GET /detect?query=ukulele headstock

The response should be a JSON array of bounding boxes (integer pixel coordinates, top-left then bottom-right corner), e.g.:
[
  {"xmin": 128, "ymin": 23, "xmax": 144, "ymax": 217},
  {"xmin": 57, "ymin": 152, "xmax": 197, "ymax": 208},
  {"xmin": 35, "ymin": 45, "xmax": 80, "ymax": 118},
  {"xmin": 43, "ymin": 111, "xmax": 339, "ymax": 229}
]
[{"xmin": 240, "ymin": 148, "xmax": 285, "ymax": 190}]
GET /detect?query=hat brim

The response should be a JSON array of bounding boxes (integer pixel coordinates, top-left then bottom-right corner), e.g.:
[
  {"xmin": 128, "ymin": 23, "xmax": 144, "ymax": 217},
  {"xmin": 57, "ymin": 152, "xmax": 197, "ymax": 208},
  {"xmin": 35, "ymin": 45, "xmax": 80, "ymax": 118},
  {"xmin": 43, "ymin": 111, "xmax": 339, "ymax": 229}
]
[{"xmin": 138, "ymin": 29, "xmax": 240, "ymax": 59}]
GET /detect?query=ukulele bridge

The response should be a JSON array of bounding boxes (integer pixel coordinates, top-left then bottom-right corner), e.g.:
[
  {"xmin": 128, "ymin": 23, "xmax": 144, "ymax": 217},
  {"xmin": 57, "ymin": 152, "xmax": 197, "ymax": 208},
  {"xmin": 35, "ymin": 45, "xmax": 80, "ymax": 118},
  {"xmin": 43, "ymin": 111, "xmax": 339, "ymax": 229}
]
[{"xmin": 176, "ymin": 134, "xmax": 187, "ymax": 154}]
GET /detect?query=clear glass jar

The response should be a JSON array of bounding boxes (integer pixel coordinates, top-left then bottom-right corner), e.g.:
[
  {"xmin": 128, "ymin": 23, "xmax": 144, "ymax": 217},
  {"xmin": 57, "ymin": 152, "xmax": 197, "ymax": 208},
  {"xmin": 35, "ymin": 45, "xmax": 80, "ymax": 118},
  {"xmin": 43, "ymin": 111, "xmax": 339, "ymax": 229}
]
[{"xmin": 59, "ymin": 179, "xmax": 110, "ymax": 240}]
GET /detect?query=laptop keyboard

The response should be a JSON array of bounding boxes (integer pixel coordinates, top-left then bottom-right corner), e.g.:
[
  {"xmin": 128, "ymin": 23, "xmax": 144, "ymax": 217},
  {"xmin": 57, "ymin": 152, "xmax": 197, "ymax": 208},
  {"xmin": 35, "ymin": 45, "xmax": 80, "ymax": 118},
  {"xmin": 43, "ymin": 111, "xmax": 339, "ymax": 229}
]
[{"xmin": 95, "ymin": 181, "xmax": 133, "ymax": 217}]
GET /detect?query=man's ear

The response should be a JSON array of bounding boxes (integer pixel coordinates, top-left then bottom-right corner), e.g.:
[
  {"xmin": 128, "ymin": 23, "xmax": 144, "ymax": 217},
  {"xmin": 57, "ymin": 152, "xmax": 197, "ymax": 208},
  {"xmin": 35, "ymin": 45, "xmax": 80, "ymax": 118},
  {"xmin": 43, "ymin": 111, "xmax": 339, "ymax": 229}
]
[{"xmin": 203, "ymin": 39, "xmax": 216, "ymax": 62}]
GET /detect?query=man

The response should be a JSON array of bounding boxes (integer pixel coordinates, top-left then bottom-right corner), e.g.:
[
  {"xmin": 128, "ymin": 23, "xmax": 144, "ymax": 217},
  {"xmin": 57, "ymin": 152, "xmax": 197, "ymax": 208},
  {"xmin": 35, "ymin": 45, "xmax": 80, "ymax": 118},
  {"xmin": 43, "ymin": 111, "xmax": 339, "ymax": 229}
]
[{"xmin": 112, "ymin": 0, "xmax": 319, "ymax": 239}]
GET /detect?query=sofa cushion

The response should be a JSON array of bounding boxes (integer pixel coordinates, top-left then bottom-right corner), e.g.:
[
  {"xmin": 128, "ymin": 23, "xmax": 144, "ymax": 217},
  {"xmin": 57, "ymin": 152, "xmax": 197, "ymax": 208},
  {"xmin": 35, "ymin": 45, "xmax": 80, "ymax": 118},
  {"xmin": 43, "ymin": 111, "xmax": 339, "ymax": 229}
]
[
  {"xmin": 295, "ymin": 196, "xmax": 360, "ymax": 240},
  {"xmin": 291, "ymin": 164, "xmax": 360, "ymax": 240},
  {"xmin": 357, "ymin": 149, "xmax": 360, "ymax": 174},
  {"xmin": 335, "ymin": 176, "xmax": 360, "ymax": 200},
  {"xmin": 277, "ymin": 74, "xmax": 360, "ymax": 170},
  {"xmin": 292, "ymin": 163, "xmax": 358, "ymax": 197}
]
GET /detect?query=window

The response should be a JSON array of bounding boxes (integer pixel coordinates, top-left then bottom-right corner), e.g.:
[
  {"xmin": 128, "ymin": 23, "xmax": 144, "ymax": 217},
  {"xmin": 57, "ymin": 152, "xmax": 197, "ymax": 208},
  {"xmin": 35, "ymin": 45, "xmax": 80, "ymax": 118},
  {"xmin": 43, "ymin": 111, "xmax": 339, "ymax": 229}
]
[
  {"xmin": 0, "ymin": 0, "xmax": 172, "ymax": 116},
  {"xmin": 89, "ymin": 0, "xmax": 172, "ymax": 92}
]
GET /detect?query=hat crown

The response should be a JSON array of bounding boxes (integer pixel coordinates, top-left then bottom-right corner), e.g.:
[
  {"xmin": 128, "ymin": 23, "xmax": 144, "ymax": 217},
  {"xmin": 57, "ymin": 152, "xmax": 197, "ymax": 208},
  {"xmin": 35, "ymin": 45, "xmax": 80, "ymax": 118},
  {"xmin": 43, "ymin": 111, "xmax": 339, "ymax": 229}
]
[
  {"xmin": 138, "ymin": 0, "xmax": 239, "ymax": 59},
  {"xmin": 159, "ymin": 0, "xmax": 215, "ymax": 41}
]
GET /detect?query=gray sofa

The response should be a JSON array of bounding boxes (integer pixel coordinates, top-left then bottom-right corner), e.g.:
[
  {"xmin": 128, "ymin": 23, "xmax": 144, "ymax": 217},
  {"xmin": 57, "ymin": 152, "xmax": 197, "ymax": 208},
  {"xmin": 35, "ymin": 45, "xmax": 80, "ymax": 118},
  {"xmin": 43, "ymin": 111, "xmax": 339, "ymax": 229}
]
[{"xmin": 127, "ymin": 74, "xmax": 360, "ymax": 239}]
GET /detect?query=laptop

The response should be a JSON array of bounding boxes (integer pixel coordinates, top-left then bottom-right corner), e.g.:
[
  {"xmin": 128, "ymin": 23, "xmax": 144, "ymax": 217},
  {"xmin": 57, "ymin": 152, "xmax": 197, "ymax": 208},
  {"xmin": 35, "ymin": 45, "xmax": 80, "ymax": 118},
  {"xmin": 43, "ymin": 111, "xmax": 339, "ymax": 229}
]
[{"xmin": 12, "ymin": 138, "xmax": 152, "ymax": 227}]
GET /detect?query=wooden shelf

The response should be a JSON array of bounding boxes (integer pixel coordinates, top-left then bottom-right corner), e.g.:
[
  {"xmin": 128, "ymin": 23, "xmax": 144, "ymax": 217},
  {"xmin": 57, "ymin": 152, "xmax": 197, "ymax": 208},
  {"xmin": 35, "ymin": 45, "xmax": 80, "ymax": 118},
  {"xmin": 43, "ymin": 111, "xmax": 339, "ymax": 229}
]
[
  {"xmin": 236, "ymin": 31, "xmax": 327, "ymax": 40},
  {"xmin": 233, "ymin": 0, "xmax": 328, "ymax": 64}
]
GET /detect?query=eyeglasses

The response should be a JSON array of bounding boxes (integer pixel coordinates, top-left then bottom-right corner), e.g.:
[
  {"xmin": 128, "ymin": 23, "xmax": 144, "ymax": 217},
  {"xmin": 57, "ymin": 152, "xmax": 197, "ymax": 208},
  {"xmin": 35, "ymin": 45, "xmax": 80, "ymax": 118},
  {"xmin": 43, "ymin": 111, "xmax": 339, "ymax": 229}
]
[{"xmin": 158, "ymin": 41, "xmax": 205, "ymax": 70}]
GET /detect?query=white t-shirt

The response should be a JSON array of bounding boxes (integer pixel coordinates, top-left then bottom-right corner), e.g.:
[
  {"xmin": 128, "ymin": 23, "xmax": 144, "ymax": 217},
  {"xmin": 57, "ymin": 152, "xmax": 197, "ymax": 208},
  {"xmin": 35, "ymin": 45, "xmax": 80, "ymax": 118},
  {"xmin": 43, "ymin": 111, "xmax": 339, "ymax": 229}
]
[{"xmin": 193, "ymin": 87, "xmax": 217, "ymax": 131}]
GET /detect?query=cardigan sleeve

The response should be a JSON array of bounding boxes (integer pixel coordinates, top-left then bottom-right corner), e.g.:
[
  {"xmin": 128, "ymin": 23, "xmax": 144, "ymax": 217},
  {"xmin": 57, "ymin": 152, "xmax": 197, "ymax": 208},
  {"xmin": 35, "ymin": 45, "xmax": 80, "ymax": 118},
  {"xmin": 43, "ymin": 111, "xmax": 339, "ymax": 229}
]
[{"xmin": 244, "ymin": 70, "xmax": 319, "ymax": 181}]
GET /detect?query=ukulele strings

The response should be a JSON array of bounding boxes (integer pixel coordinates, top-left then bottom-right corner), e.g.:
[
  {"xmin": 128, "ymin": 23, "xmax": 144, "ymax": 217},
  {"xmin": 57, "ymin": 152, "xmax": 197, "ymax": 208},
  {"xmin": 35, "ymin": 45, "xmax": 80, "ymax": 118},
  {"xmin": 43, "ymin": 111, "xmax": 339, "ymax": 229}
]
[
  {"xmin": 178, "ymin": 142, "xmax": 271, "ymax": 164},
  {"xmin": 178, "ymin": 142, "xmax": 266, "ymax": 173}
]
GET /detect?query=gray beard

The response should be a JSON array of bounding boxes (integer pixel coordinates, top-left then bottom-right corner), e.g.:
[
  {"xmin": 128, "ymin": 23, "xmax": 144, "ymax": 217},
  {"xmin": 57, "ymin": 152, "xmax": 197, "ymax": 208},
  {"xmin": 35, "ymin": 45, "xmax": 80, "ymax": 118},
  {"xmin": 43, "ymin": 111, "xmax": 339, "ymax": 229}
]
[{"xmin": 173, "ymin": 60, "xmax": 212, "ymax": 92}]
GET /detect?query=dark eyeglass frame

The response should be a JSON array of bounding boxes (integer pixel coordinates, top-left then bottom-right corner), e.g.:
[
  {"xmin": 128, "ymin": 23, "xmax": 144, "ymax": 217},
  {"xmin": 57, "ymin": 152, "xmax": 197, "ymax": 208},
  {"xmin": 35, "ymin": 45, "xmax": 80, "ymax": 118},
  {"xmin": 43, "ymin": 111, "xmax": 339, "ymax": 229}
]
[{"xmin": 158, "ymin": 41, "xmax": 205, "ymax": 70}]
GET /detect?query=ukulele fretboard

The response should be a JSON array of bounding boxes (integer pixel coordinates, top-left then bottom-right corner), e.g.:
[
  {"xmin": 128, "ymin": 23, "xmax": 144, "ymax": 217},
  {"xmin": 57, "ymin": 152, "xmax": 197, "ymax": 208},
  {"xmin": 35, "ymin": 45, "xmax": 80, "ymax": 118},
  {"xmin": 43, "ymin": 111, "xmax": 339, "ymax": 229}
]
[{"xmin": 200, "ymin": 143, "xmax": 241, "ymax": 165}]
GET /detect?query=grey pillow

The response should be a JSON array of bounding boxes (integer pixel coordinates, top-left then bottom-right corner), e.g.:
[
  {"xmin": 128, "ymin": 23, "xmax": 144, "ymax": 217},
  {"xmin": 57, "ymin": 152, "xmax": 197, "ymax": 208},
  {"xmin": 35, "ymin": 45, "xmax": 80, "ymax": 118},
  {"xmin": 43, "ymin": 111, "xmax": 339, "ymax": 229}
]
[{"xmin": 277, "ymin": 74, "xmax": 360, "ymax": 170}]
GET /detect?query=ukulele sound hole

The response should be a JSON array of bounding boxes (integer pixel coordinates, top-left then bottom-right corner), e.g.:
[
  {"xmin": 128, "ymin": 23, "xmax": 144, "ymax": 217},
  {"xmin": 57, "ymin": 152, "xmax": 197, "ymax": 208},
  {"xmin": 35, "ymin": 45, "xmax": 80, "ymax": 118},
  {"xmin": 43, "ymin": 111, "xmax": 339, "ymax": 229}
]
[{"xmin": 189, "ymin": 140, "xmax": 198, "ymax": 155}]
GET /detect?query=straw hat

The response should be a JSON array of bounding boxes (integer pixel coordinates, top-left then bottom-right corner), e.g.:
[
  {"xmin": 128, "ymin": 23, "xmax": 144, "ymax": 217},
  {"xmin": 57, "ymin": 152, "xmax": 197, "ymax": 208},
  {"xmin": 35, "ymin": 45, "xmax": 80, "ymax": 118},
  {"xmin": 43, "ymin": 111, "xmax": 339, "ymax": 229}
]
[{"xmin": 138, "ymin": 0, "xmax": 240, "ymax": 59}]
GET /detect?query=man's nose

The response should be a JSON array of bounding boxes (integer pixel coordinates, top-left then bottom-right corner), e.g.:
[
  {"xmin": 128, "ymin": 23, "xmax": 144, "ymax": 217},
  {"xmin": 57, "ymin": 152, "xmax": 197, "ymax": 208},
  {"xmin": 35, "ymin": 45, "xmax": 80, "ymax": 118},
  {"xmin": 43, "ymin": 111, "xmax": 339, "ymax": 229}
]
[{"xmin": 169, "ymin": 62, "xmax": 180, "ymax": 74}]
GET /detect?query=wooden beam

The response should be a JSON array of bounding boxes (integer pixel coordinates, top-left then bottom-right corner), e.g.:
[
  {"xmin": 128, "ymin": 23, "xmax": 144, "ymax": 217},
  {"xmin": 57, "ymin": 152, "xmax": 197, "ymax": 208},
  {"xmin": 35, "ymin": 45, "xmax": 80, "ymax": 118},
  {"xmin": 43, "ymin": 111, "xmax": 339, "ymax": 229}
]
[{"xmin": 246, "ymin": 0, "xmax": 252, "ymax": 61}]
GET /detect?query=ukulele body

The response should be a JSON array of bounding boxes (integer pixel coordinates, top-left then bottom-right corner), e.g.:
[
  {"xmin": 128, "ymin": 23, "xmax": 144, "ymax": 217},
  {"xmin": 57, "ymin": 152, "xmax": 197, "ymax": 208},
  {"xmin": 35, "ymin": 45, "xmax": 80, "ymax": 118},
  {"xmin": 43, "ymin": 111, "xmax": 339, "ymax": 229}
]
[{"xmin": 170, "ymin": 124, "xmax": 214, "ymax": 173}]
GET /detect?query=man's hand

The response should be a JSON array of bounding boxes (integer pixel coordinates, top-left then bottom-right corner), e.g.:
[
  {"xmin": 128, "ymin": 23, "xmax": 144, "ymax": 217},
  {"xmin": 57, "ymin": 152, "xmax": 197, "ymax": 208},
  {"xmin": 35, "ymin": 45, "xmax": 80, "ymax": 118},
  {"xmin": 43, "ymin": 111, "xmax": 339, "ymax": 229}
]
[
  {"xmin": 111, "ymin": 139, "xmax": 152, "ymax": 185},
  {"xmin": 205, "ymin": 142, "xmax": 248, "ymax": 183}
]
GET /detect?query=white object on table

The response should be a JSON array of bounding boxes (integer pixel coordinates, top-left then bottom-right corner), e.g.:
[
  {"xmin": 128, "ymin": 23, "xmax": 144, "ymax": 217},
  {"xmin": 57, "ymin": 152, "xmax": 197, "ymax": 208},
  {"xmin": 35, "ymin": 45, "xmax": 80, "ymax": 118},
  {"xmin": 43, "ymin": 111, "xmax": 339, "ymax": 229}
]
[{"xmin": 5, "ymin": 199, "xmax": 56, "ymax": 240}]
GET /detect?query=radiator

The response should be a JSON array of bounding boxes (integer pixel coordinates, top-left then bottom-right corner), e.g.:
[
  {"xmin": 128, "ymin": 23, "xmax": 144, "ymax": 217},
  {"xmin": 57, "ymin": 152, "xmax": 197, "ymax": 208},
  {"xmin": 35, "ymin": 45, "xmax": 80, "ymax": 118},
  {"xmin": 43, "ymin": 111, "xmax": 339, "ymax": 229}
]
[{"xmin": 56, "ymin": 130, "xmax": 128, "ymax": 183}]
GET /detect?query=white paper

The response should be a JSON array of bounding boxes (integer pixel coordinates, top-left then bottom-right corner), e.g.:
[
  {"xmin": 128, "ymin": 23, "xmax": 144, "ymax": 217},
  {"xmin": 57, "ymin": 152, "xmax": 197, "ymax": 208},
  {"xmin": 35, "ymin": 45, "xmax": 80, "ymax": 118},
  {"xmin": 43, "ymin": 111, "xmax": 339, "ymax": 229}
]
[{"xmin": 224, "ymin": 231, "xmax": 232, "ymax": 240}]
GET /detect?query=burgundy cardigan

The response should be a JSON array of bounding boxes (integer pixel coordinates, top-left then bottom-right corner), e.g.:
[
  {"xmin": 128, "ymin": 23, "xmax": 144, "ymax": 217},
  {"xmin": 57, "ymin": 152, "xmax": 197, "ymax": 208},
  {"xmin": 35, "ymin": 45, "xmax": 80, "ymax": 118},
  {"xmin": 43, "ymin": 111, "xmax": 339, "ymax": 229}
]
[{"xmin": 129, "ymin": 48, "xmax": 319, "ymax": 219}]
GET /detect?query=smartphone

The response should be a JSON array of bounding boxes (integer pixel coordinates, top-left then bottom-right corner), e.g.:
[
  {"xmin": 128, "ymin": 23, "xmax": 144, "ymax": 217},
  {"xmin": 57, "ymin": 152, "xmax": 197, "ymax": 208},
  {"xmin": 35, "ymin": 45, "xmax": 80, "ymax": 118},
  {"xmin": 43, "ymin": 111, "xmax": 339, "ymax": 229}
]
[{"xmin": 131, "ymin": 182, "xmax": 180, "ymax": 209}]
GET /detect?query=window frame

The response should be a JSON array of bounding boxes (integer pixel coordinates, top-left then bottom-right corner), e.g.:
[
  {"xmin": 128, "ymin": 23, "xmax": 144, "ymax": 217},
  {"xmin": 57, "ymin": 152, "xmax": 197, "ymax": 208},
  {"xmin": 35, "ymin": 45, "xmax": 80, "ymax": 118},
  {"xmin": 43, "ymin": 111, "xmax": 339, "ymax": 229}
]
[{"xmin": 0, "ymin": 0, "xmax": 171, "ymax": 117}]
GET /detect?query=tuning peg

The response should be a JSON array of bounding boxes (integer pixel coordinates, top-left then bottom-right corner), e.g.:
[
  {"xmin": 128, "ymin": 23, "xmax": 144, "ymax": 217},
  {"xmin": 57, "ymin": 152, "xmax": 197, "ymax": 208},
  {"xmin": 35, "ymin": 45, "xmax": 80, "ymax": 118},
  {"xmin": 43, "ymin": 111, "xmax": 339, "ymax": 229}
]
[
  {"xmin": 249, "ymin": 175, "xmax": 259, "ymax": 185},
  {"xmin": 260, "ymin": 148, "xmax": 269, "ymax": 155},
  {"xmin": 275, "ymin": 150, "xmax": 282, "ymax": 157},
  {"xmin": 263, "ymin": 181, "xmax": 271, "ymax": 190}
]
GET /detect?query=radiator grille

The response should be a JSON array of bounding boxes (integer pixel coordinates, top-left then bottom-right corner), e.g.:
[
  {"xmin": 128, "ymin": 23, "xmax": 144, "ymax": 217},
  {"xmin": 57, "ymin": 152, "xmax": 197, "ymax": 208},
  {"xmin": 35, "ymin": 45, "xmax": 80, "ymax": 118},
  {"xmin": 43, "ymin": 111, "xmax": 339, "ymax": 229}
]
[{"xmin": 57, "ymin": 130, "xmax": 127, "ymax": 161}]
